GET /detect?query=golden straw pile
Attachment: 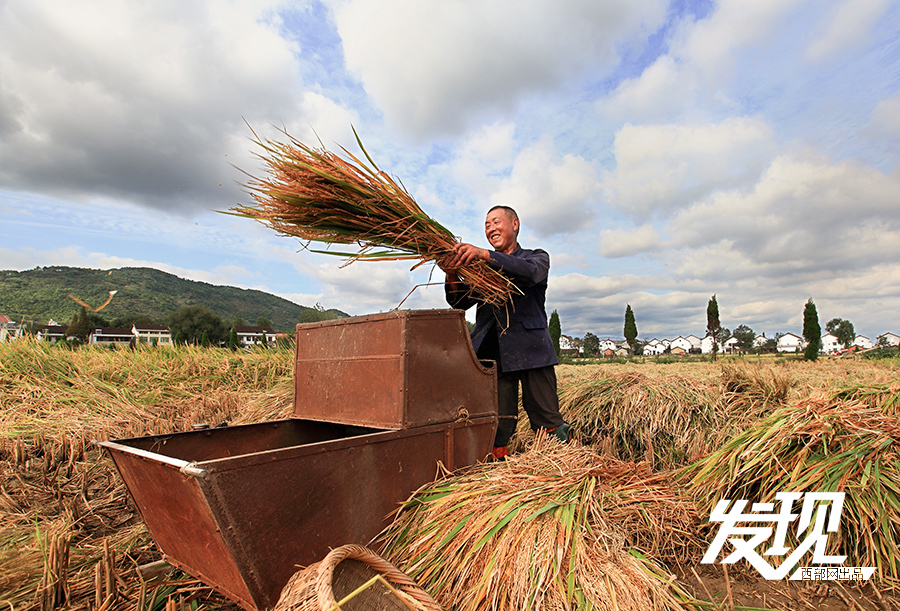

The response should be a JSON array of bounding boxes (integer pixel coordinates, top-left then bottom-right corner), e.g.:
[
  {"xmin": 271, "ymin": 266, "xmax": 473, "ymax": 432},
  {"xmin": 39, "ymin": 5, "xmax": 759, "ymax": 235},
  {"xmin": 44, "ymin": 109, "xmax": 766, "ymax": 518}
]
[
  {"xmin": 379, "ymin": 436, "xmax": 701, "ymax": 611},
  {"xmin": 231, "ymin": 128, "xmax": 518, "ymax": 307}
]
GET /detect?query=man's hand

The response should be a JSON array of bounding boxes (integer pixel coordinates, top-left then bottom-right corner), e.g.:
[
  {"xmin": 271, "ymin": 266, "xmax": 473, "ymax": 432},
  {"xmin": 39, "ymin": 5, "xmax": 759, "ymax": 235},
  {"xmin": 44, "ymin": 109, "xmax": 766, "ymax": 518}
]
[{"xmin": 439, "ymin": 242, "xmax": 490, "ymax": 272}]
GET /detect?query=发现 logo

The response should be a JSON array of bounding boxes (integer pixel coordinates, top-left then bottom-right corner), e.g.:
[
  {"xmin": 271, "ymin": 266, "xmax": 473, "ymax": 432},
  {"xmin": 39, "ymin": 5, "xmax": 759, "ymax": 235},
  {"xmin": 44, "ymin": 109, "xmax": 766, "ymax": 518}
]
[{"xmin": 701, "ymin": 492, "xmax": 875, "ymax": 581}]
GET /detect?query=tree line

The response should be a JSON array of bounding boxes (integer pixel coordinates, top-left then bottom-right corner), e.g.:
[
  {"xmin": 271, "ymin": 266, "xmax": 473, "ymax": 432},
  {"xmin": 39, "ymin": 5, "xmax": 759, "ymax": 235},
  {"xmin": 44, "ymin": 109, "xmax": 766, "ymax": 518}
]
[
  {"xmin": 547, "ymin": 296, "xmax": 864, "ymax": 360},
  {"xmin": 58, "ymin": 302, "xmax": 343, "ymax": 347}
]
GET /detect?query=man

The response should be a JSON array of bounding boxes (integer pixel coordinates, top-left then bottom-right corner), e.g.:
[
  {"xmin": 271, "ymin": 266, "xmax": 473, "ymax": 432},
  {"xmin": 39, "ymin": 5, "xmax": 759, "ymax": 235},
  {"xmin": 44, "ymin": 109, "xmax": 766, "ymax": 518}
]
[{"xmin": 440, "ymin": 205, "xmax": 570, "ymax": 460}]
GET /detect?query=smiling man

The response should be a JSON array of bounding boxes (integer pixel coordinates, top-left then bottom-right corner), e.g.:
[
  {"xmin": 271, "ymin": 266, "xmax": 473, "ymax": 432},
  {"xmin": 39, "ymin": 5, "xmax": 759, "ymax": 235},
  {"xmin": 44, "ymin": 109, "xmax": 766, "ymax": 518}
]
[{"xmin": 440, "ymin": 205, "xmax": 570, "ymax": 459}]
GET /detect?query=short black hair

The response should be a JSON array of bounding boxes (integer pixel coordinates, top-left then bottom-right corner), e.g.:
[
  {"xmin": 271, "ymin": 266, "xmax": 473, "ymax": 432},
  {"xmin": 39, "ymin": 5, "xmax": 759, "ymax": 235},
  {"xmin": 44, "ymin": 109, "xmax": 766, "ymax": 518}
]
[{"xmin": 487, "ymin": 206, "xmax": 519, "ymax": 237}]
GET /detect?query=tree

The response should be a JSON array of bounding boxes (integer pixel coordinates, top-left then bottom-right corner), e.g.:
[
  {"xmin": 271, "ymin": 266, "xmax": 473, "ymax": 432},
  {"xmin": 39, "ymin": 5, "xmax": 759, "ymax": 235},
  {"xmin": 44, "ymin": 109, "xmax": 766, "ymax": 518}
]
[
  {"xmin": 68, "ymin": 306, "xmax": 91, "ymax": 343},
  {"xmin": 229, "ymin": 326, "xmax": 239, "ymax": 351},
  {"xmin": 623, "ymin": 305, "xmax": 638, "ymax": 354},
  {"xmin": 732, "ymin": 324, "xmax": 756, "ymax": 352},
  {"xmin": 802, "ymin": 298, "xmax": 821, "ymax": 361},
  {"xmin": 717, "ymin": 327, "xmax": 731, "ymax": 345},
  {"xmin": 582, "ymin": 332, "xmax": 599, "ymax": 356},
  {"xmin": 825, "ymin": 317, "xmax": 855, "ymax": 348},
  {"xmin": 706, "ymin": 295, "xmax": 721, "ymax": 361},
  {"xmin": 549, "ymin": 310, "xmax": 561, "ymax": 358},
  {"xmin": 256, "ymin": 316, "xmax": 272, "ymax": 328},
  {"xmin": 169, "ymin": 305, "xmax": 225, "ymax": 346}
]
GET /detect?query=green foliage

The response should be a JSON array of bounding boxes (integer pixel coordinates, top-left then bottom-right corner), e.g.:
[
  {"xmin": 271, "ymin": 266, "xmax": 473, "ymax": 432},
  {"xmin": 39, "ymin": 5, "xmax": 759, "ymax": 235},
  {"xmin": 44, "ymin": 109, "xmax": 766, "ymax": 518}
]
[
  {"xmin": 228, "ymin": 327, "xmax": 239, "ymax": 351},
  {"xmin": 110, "ymin": 313, "xmax": 156, "ymax": 328},
  {"xmin": 825, "ymin": 317, "xmax": 855, "ymax": 348},
  {"xmin": 706, "ymin": 295, "xmax": 720, "ymax": 361},
  {"xmin": 623, "ymin": 304, "xmax": 638, "ymax": 354},
  {"xmin": 256, "ymin": 316, "xmax": 272, "ymax": 328},
  {"xmin": 68, "ymin": 307, "xmax": 91, "ymax": 343},
  {"xmin": 549, "ymin": 310, "xmax": 561, "ymax": 358},
  {"xmin": 0, "ymin": 266, "xmax": 347, "ymax": 332},
  {"xmin": 732, "ymin": 324, "xmax": 755, "ymax": 351},
  {"xmin": 582, "ymin": 332, "xmax": 599, "ymax": 356},
  {"xmin": 298, "ymin": 302, "xmax": 342, "ymax": 324},
  {"xmin": 169, "ymin": 305, "xmax": 225, "ymax": 346},
  {"xmin": 803, "ymin": 298, "xmax": 821, "ymax": 361}
]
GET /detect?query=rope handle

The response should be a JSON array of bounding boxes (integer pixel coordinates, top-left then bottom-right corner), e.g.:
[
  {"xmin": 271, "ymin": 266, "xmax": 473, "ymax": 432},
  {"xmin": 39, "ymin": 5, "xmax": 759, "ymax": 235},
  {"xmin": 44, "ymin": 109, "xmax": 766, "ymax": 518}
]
[{"xmin": 314, "ymin": 544, "xmax": 442, "ymax": 611}]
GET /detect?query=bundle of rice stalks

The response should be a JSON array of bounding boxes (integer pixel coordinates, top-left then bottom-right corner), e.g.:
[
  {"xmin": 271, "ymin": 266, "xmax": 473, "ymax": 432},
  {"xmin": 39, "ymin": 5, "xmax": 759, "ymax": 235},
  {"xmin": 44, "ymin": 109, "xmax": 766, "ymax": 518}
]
[
  {"xmin": 682, "ymin": 396, "xmax": 900, "ymax": 585},
  {"xmin": 829, "ymin": 380, "xmax": 900, "ymax": 416},
  {"xmin": 523, "ymin": 371, "xmax": 719, "ymax": 470},
  {"xmin": 379, "ymin": 437, "xmax": 701, "ymax": 611},
  {"xmin": 231, "ymin": 128, "xmax": 518, "ymax": 307},
  {"xmin": 719, "ymin": 363, "xmax": 794, "ymax": 412}
]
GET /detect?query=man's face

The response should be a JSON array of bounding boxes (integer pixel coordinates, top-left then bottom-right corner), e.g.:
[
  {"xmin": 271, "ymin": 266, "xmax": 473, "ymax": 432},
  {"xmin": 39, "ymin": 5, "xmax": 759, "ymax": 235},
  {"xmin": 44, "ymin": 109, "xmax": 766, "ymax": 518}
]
[{"xmin": 484, "ymin": 209, "xmax": 519, "ymax": 254}]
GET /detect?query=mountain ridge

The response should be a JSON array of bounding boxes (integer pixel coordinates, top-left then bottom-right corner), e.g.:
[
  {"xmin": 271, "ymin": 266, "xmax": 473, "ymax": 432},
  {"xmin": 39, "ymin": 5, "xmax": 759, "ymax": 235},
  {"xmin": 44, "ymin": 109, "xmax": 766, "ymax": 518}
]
[{"xmin": 0, "ymin": 266, "xmax": 347, "ymax": 332}]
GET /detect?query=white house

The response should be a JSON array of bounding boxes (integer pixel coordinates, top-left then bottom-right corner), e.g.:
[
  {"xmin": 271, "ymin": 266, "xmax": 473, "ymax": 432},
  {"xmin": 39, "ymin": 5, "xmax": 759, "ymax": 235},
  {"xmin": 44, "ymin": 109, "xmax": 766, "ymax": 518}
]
[
  {"xmin": 232, "ymin": 325, "xmax": 277, "ymax": 348},
  {"xmin": 0, "ymin": 315, "xmax": 24, "ymax": 342},
  {"xmin": 133, "ymin": 324, "xmax": 173, "ymax": 346},
  {"xmin": 776, "ymin": 332, "xmax": 804, "ymax": 353},
  {"xmin": 723, "ymin": 336, "xmax": 740, "ymax": 354},
  {"xmin": 36, "ymin": 324, "xmax": 69, "ymax": 342},
  {"xmin": 598, "ymin": 338, "xmax": 617, "ymax": 353},
  {"xmin": 753, "ymin": 333, "xmax": 769, "ymax": 349},
  {"xmin": 89, "ymin": 328, "xmax": 135, "ymax": 346},
  {"xmin": 644, "ymin": 339, "xmax": 667, "ymax": 356},
  {"xmin": 700, "ymin": 335, "xmax": 718, "ymax": 354},
  {"xmin": 559, "ymin": 335, "xmax": 579, "ymax": 355},
  {"xmin": 670, "ymin": 336, "xmax": 693, "ymax": 353},
  {"xmin": 686, "ymin": 335, "xmax": 703, "ymax": 353},
  {"xmin": 877, "ymin": 332, "xmax": 900, "ymax": 347},
  {"xmin": 821, "ymin": 333, "xmax": 841, "ymax": 355},
  {"xmin": 852, "ymin": 335, "xmax": 873, "ymax": 350}
]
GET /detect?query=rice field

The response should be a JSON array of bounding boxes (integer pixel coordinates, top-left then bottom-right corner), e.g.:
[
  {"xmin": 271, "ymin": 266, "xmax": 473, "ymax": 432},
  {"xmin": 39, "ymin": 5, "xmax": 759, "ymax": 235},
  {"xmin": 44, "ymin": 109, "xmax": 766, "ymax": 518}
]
[{"xmin": 1, "ymin": 337, "xmax": 898, "ymax": 610}]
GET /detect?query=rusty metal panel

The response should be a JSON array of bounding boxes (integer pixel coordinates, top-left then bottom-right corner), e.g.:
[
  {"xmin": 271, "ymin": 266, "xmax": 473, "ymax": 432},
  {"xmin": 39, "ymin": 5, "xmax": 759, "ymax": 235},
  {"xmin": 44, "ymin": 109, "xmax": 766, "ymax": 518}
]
[
  {"xmin": 102, "ymin": 443, "xmax": 254, "ymax": 608},
  {"xmin": 293, "ymin": 310, "xmax": 497, "ymax": 429},
  {"xmin": 101, "ymin": 416, "xmax": 496, "ymax": 611}
]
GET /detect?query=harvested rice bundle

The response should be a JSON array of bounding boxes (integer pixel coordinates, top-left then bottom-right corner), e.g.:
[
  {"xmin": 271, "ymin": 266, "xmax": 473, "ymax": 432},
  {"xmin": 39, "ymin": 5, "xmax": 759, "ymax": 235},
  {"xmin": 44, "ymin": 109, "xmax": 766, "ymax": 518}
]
[
  {"xmin": 523, "ymin": 371, "xmax": 719, "ymax": 469},
  {"xmin": 830, "ymin": 380, "xmax": 900, "ymax": 416},
  {"xmin": 719, "ymin": 362, "xmax": 793, "ymax": 412},
  {"xmin": 380, "ymin": 437, "xmax": 701, "ymax": 611},
  {"xmin": 683, "ymin": 396, "xmax": 900, "ymax": 585},
  {"xmin": 232, "ymin": 129, "xmax": 518, "ymax": 307}
]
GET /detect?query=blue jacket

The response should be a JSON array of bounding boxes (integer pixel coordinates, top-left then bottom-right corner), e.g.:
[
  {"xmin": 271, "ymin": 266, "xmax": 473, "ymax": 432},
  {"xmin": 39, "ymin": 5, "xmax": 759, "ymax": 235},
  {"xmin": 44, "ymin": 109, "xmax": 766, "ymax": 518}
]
[{"xmin": 445, "ymin": 245, "xmax": 558, "ymax": 373}]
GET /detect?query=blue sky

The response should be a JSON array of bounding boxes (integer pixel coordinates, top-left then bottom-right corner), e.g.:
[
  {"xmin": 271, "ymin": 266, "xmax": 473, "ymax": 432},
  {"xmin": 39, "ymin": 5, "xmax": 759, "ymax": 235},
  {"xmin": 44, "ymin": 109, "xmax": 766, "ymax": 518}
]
[{"xmin": 1, "ymin": 0, "xmax": 899, "ymax": 341}]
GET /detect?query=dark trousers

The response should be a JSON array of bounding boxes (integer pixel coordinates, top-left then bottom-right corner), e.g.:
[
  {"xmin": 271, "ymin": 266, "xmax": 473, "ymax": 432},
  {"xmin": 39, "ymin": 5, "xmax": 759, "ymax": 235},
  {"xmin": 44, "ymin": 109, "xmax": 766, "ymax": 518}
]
[{"xmin": 494, "ymin": 365, "xmax": 563, "ymax": 447}]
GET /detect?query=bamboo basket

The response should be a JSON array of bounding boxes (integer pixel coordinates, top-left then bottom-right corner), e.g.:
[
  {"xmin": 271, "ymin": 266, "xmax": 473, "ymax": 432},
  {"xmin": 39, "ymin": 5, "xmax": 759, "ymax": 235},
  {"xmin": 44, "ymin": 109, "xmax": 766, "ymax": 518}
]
[{"xmin": 275, "ymin": 545, "xmax": 443, "ymax": 611}]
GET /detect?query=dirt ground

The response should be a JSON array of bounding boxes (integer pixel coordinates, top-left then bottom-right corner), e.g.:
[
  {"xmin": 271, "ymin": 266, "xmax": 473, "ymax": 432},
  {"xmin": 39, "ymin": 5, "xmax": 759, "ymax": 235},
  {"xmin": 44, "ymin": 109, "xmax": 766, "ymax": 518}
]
[{"xmin": 678, "ymin": 564, "xmax": 900, "ymax": 610}]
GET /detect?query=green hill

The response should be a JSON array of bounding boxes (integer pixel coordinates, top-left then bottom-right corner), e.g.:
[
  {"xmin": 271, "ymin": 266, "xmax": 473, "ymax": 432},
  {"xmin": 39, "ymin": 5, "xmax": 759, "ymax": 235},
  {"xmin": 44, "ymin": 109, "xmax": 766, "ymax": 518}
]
[{"xmin": 0, "ymin": 266, "xmax": 347, "ymax": 332}]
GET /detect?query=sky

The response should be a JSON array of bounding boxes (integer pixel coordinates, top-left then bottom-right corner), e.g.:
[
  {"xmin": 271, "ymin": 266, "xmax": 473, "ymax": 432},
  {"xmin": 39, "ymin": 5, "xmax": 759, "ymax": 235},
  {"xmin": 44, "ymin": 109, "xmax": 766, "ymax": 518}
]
[{"xmin": 1, "ymin": 0, "xmax": 899, "ymax": 341}]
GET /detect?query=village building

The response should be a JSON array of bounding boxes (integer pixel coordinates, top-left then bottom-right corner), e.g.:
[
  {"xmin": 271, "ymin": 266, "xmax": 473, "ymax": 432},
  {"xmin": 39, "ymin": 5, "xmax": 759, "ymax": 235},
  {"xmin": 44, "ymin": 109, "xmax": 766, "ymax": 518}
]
[
  {"xmin": 821, "ymin": 333, "xmax": 841, "ymax": 354},
  {"xmin": 89, "ymin": 328, "xmax": 135, "ymax": 346},
  {"xmin": 776, "ymin": 332, "xmax": 804, "ymax": 353},
  {"xmin": 232, "ymin": 325, "xmax": 277, "ymax": 348},
  {"xmin": 877, "ymin": 332, "xmax": 900, "ymax": 347},
  {"xmin": 133, "ymin": 324, "xmax": 173, "ymax": 346},
  {"xmin": 852, "ymin": 335, "xmax": 873, "ymax": 350}
]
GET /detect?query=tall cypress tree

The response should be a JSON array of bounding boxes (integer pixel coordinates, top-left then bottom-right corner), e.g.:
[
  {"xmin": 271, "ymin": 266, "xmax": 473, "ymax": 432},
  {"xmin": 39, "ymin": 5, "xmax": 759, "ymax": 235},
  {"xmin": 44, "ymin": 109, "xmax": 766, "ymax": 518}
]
[
  {"xmin": 706, "ymin": 294, "xmax": 721, "ymax": 362},
  {"xmin": 549, "ymin": 310, "xmax": 561, "ymax": 357},
  {"xmin": 624, "ymin": 304, "xmax": 638, "ymax": 355},
  {"xmin": 802, "ymin": 298, "xmax": 821, "ymax": 361}
]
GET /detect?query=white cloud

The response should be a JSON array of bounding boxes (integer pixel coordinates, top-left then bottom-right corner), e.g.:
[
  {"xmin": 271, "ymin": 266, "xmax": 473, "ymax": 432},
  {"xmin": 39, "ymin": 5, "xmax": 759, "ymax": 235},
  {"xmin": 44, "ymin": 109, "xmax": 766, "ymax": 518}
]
[
  {"xmin": 599, "ymin": 225, "xmax": 662, "ymax": 258},
  {"xmin": 871, "ymin": 95, "xmax": 900, "ymax": 134},
  {"xmin": 805, "ymin": 0, "xmax": 891, "ymax": 62},
  {"xmin": 603, "ymin": 117, "xmax": 776, "ymax": 218},
  {"xmin": 490, "ymin": 139, "xmax": 599, "ymax": 236},
  {"xmin": 597, "ymin": 56, "xmax": 700, "ymax": 124},
  {"xmin": 331, "ymin": 0, "xmax": 667, "ymax": 137},
  {"xmin": 0, "ymin": 0, "xmax": 311, "ymax": 212}
]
